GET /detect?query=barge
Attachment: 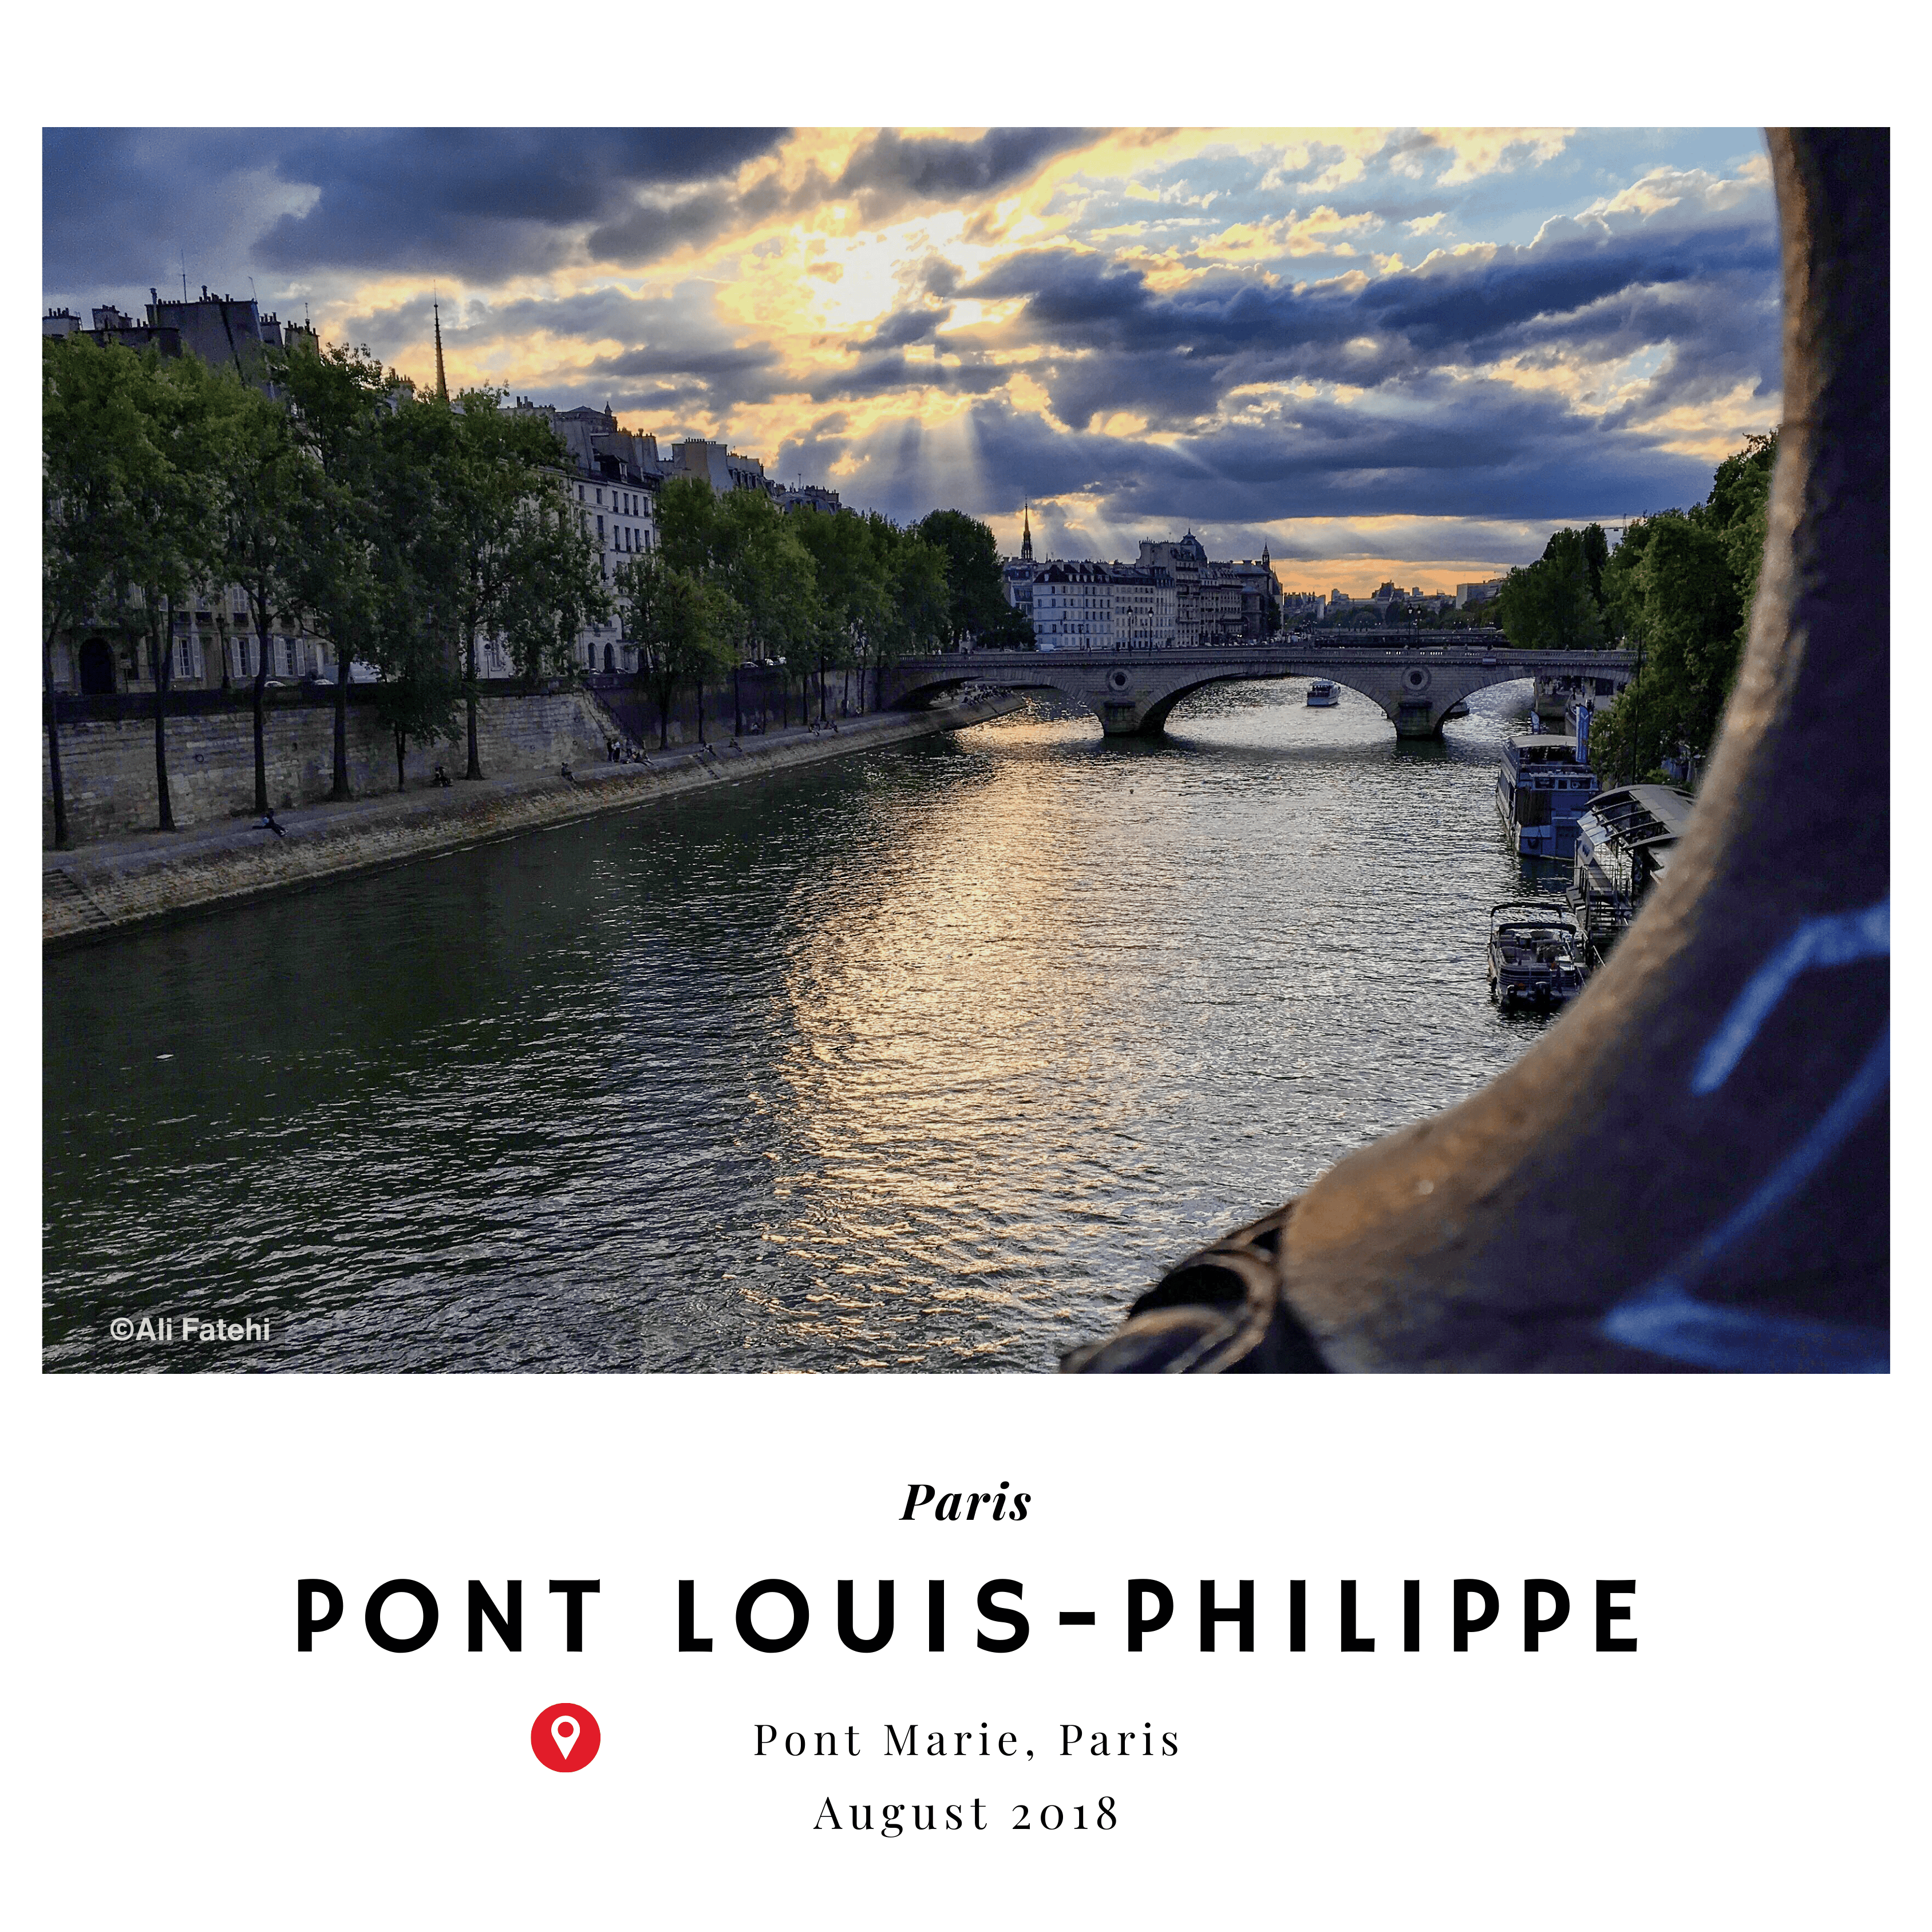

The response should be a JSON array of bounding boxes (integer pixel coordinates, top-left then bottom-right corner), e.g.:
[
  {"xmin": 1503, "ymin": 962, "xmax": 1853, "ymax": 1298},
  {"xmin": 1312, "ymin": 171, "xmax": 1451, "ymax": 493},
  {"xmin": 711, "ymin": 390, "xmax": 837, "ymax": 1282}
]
[
  {"xmin": 1495, "ymin": 729, "xmax": 1597, "ymax": 859},
  {"xmin": 1568, "ymin": 783, "xmax": 1696, "ymax": 966}
]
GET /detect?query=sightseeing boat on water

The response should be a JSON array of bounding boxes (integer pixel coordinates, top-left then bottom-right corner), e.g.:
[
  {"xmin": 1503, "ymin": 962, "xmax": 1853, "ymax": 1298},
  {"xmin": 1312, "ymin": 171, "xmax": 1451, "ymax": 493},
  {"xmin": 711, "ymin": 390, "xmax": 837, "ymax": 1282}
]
[
  {"xmin": 1487, "ymin": 902, "xmax": 1586, "ymax": 1011},
  {"xmin": 1306, "ymin": 679, "xmax": 1339, "ymax": 708}
]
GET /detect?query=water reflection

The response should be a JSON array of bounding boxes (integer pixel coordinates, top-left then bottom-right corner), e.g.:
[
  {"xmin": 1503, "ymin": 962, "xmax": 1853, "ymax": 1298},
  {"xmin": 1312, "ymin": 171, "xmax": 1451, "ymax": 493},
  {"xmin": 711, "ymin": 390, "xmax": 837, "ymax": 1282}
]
[{"xmin": 44, "ymin": 679, "xmax": 1558, "ymax": 1372}]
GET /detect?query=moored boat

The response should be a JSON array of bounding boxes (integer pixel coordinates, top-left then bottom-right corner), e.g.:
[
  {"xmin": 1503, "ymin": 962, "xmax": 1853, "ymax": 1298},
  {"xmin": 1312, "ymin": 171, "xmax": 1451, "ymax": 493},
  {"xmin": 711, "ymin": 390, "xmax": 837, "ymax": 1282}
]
[
  {"xmin": 1487, "ymin": 902, "xmax": 1586, "ymax": 1010},
  {"xmin": 1568, "ymin": 783, "xmax": 1696, "ymax": 966},
  {"xmin": 1495, "ymin": 728, "xmax": 1596, "ymax": 858}
]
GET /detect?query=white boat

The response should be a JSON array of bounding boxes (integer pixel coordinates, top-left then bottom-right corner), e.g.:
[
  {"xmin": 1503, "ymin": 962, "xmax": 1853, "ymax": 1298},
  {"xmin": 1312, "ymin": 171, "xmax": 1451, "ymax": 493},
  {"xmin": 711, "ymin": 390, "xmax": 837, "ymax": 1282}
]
[{"xmin": 1306, "ymin": 679, "xmax": 1339, "ymax": 708}]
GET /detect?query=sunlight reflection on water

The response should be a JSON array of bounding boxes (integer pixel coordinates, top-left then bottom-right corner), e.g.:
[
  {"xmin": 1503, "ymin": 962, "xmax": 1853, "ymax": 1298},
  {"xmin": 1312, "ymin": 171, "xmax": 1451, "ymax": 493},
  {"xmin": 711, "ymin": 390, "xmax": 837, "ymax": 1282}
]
[{"xmin": 44, "ymin": 679, "xmax": 1559, "ymax": 1372}]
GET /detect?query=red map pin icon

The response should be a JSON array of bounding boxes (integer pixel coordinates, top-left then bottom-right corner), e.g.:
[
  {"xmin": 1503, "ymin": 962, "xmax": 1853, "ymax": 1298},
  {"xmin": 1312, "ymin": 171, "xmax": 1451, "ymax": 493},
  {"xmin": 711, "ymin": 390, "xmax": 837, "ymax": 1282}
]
[{"xmin": 531, "ymin": 1702, "xmax": 600, "ymax": 1772}]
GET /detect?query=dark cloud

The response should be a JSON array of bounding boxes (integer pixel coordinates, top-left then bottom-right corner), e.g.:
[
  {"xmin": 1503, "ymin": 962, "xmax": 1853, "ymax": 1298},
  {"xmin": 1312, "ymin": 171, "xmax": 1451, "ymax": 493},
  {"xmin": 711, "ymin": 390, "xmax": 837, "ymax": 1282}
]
[
  {"xmin": 831, "ymin": 128, "xmax": 1093, "ymax": 220},
  {"xmin": 44, "ymin": 129, "xmax": 282, "ymax": 294},
  {"xmin": 953, "ymin": 200, "xmax": 1779, "ymax": 434},
  {"xmin": 805, "ymin": 353, "xmax": 1008, "ymax": 404},
  {"xmin": 254, "ymin": 130, "xmax": 784, "ymax": 276},
  {"xmin": 584, "ymin": 129, "xmax": 1094, "ymax": 267},
  {"xmin": 43, "ymin": 128, "xmax": 1779, "ymax": 559},
  {"xmin": 862, "ymin": 303, "xmax": 953, "ymax": 352},
  {"xmin": 44, "ymin": 128, "xmax": 787, "ymax": 291},
  {"xmin": 776, "ymin": 379, "xmax": 1722, "ymax": 536}
]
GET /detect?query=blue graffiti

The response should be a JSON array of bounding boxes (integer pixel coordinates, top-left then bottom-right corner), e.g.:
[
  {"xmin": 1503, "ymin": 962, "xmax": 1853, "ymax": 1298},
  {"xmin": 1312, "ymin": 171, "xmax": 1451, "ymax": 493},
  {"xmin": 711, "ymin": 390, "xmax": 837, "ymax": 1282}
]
[
  {"xmin": 1692, "ymin": 900, "xmax": 1888, "ymax": 1095},
  {"xmin": 1600, "ymin": 900, "xmax": 1890, "ymax": 1373}
]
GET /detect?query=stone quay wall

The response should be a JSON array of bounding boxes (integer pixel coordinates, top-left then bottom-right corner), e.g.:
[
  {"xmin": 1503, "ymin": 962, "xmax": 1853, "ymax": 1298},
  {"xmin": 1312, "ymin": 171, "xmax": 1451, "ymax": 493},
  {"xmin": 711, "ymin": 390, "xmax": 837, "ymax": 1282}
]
[
  {"xmin": 44, "ymin": 698, "xmax": 1017, "ymax": 949},
  {"xmin": 45, "ymin": 669, "xmax": 893, "ymax": 849},
  {"xmin": 43, "ymin": 686, "xmax": 627, "ymax": 848}
]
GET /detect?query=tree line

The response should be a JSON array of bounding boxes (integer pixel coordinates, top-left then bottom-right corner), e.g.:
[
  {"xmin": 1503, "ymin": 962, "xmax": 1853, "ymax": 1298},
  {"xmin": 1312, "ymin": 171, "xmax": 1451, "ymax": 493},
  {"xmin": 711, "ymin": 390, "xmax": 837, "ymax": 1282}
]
[
  {"xmin": 618, "ymin": 490, "xmax": 1029, "ymax": 746},
  {"xmin": 44, "ymin": 330, "xmax": 1028, "ymax": 846},
  {"xmin": 1495, "ymin": 430, "xmax": 1779, "ymax": 783}
]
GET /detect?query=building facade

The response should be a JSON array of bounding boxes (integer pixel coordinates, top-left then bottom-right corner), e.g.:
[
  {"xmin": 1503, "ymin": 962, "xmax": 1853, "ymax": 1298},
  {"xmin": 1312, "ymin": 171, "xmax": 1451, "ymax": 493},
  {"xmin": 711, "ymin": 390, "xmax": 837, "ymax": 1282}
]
[
  {"xmin": 513, "ymin": 402, "xmax": 662, "ymax": 675},
  {"xmin": 775, "ymin": 484, "xmax": 841, "ymax": 516},
  {"xmin": 44, "ymin": 289, "xmax": 318, "ymax": 370},
  {"xmin": 667, "ymin": 438, "xmax": 773, "ymax": 495},
  {"xmin": 1004, "ymin": 521, "xmax": 1279, "ymax": 650}
]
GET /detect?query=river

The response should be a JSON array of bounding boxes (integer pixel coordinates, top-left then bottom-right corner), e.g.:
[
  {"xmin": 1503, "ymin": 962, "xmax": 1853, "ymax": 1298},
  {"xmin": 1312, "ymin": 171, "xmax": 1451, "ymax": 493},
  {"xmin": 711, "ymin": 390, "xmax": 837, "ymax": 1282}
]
[{"xmin": 44, "ymin": 678, "xmax": 1564, "ymax": 1372}]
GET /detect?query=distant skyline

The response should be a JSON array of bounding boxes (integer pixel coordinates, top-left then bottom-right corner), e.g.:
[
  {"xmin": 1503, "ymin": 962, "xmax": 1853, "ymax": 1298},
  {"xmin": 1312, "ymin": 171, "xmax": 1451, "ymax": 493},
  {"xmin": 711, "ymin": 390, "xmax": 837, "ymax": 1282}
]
[{"xmin": 44, "ymin": 127, "xmax": 1781, "ymax": 592}]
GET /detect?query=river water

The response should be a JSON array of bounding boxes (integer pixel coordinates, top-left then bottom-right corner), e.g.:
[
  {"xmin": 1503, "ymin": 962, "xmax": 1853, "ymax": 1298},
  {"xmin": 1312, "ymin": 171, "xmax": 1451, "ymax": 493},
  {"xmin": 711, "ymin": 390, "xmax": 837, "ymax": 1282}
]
[{"xmin": 44, "ymin": 679, "xmax": 1563, "ymax": 1373}]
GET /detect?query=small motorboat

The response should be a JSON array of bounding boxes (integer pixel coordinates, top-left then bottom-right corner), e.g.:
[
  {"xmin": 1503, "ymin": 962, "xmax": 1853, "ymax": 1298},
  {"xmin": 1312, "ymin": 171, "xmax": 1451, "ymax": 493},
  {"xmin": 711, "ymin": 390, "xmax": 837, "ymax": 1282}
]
[
  {"xmin": 1306, "ymin": 679, "xmax": 1339, "ymax": 708},
  {"xmin": 1487, "ymin": 902, "xmax": 1586, "ymax": 1011}
]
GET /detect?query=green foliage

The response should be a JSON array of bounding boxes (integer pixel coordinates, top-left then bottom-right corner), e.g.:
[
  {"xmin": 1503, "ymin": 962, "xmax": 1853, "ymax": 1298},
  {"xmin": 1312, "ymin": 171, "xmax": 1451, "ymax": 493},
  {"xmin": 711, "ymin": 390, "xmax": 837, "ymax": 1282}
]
[
  {"xmin": 372, "ymin": 659, "xmax": 460, "ymax": 791},
  {"xmin": 615, "ymin": 550, "xmax": 735, "ymax": 745},
  {"xmin": 498, "ymin": 488, "xmax": 611, "ymax": 686},
  {"xmin": 371, "ymin": 386, "xmax": 613, "ymax": 775},
  {"xmin": 711, "ymin": 487, "xmax": 821, "ymax": 667},
  {"xmin": 278, "ymin": 341, "xmax": 402, "ymax": 704},
  {"xmin": 42, "ymin": 334, "xmax": 181, "ymax": 842},
  {"xmin": 867, "ymin": 512, "xmax": 950, "ymax": 662},
  {"xmin": 1590, "ymin": 430, "xmax": 1779, "ymax": 783},
  {"xmin": 977, "ymin": 601, "xmax": 1037, "ymax": 648},
  {"xmin": 914, "ymin": 508, "xmax": 1008, "ymax": 643},
  {"xmin": 42, "ymin": 334, "xmax": 234, "ymax": 828},
  {"xmin": 1496, "ymin": 525, "xmax": 1607, "ymax": 652},
  {"xmin": 45, "ymin": 325, "xmax": 1016, "ymax": 817}
]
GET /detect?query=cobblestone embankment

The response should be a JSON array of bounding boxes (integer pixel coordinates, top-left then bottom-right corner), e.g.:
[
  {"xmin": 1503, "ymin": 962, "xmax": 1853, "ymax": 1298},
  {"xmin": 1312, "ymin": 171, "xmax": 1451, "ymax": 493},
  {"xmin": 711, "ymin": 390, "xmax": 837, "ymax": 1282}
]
[{"xmin": 45, "ymin": 700, "xmax": 1016, "ymax": 949}]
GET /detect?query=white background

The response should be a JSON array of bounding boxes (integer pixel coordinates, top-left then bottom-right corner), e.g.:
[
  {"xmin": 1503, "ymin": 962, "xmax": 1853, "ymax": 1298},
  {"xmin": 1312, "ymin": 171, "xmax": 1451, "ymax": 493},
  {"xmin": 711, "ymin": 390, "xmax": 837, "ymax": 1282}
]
[
  {"xmin": 11, "ymin": 11, "xmax": 1923, "ymax": 1927},
  {"xmin": 7, "ymin": 1378, "xmax": 1918, "ymax": 1926}
]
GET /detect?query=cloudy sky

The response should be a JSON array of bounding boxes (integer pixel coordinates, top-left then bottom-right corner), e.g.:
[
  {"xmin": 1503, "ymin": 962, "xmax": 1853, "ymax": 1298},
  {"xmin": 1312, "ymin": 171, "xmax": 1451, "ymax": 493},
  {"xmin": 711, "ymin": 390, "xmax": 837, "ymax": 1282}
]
[{"xmin": 44, "ymin": 127, "xmax": 1781, "ymax": 592}]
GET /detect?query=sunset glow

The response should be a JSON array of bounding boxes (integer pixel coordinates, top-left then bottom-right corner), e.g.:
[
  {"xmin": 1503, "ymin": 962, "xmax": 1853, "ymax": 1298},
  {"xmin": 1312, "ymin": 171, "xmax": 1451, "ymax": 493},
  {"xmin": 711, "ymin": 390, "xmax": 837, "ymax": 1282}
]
[{"xmin": 45, "ymin": 127, "xmax": 1781, "ymax": 590}]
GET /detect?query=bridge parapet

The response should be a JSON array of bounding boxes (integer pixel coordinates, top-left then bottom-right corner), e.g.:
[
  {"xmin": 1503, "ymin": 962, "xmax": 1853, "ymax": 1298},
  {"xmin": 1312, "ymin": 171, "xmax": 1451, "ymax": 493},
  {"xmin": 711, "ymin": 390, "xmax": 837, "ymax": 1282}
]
[{"xmin": 880, "ymin": 646, "xmax": 1637, "ymax": 739}]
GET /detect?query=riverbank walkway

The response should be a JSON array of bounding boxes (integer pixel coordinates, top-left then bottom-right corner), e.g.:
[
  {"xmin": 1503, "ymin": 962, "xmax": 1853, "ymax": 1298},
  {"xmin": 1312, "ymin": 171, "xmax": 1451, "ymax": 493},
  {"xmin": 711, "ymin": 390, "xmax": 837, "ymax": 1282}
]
[{"xmin": 44, "ymin": 697, "xmax": 1018, "ymax": 949}]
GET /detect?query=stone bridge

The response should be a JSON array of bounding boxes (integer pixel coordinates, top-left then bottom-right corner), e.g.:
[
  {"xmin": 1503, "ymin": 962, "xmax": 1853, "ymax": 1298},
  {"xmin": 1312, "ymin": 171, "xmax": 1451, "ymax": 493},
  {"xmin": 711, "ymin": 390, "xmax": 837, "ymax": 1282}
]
[{"xmin": 880, "ymin": 639, "xmax": 1637, "ymax": 739}]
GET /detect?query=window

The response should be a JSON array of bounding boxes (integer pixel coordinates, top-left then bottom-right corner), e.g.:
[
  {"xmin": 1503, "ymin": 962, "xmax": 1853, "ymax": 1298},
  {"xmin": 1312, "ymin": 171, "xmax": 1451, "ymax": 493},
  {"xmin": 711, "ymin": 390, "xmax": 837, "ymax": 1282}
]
[{"xmin": 597, "ymin": 516, "xmax": 605, "ymax": 540}]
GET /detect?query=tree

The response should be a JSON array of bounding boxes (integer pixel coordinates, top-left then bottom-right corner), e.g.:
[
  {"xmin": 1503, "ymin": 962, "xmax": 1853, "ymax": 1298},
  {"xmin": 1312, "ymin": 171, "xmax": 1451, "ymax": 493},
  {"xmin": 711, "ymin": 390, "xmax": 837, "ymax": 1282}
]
[
  {"xmin": 789, "ymin": 507, "xmax": 882, "ymax": 721},
  {"xmin": 1496, "ymin": 526, "xmax": 1608, "ymax": 653},
  {"xmin": 42, "ymin": 335, "xmax": 168, "ymax": 847},
  {"xmin": 371, "ymin": 656, "xmax": 459, "ymax": 792},
  {"xmin": 709, "ymin": 488, "xmax": 821, "ymax": 729},
  {"xmin": 914, "ymin": 509, "xmax": 1008, "ymax": 644},
  {"xmin": 615, "ymin": 551, "xmax": 734, "ymax": 747},
  {"xmin": 867, "ymin": 513, "xmax": 950, "ymax": 706},
  {"xmin": 204, "ymin": 364, "xmax": 308, "ymax": 815},
  {"xmin": 1590, "ymin": 432, "xmax": 1777, "ymax": 783},
  {"xmin": 116, "ymin": 350, "xmax": 223, "ymax": 832},
  {"xmin": 497, "ymin": 487, "xmax": 611, "ymax": 688},
  {"xmin": 279, "ymin": 341, "xmax": 397, "ymax": 799},
  {"xmin": 401, "ymin": 388, "xmax": 600, "ymax": 779}
]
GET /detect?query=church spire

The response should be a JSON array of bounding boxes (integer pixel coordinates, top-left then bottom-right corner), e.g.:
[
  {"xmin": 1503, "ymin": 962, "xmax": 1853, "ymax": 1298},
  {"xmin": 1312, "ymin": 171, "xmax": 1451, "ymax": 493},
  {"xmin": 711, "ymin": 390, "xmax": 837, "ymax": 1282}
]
[
  {"xmin": 1021, "ymin": 501, "xmax": 1033, "ymax": 562},
  {"xmin": 433, "ymin": 299, "xmax": 448, "ymax": 403}
]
